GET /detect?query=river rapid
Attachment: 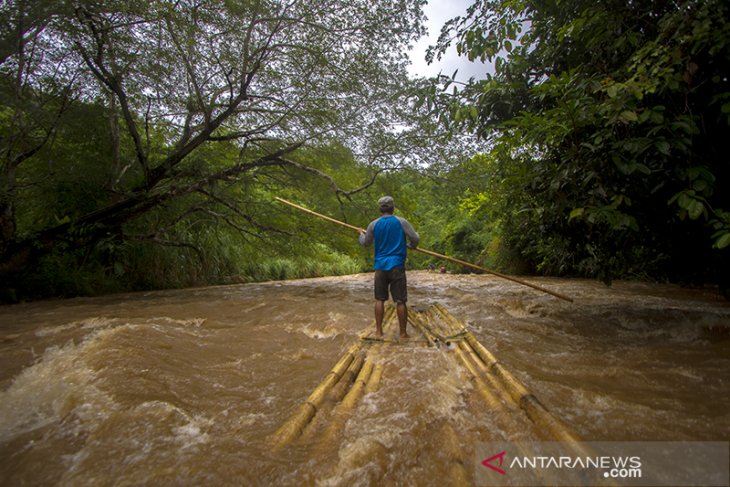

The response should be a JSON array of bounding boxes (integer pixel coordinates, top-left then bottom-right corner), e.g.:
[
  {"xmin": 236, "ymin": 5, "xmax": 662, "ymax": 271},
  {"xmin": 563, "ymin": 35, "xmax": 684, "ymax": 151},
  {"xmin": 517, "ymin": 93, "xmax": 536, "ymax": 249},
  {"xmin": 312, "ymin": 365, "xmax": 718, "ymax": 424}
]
[{"xmin": 1, "ymin": 271, "xmax": 729, "ymax": 486}]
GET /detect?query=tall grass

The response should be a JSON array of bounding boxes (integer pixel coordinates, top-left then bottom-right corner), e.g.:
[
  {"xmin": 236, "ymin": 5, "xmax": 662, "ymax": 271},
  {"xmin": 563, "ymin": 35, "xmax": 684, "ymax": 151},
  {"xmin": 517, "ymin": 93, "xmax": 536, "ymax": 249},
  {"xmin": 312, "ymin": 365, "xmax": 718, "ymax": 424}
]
[
  {"xmin": 238, "ymin": 254, "xmax": 362, "ymax": 283},
  {"xmin": 1, "ymin": 224, "xmax": 366, "ymax": 302}
]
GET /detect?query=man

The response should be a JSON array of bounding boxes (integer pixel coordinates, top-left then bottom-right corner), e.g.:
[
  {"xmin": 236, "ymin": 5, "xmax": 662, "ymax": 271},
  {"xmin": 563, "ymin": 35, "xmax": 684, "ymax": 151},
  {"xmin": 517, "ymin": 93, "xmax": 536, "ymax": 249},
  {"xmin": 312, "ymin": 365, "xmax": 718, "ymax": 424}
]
[{"xmin": 358, "ymin": 196, "xmax": 419, "ymax": 338}]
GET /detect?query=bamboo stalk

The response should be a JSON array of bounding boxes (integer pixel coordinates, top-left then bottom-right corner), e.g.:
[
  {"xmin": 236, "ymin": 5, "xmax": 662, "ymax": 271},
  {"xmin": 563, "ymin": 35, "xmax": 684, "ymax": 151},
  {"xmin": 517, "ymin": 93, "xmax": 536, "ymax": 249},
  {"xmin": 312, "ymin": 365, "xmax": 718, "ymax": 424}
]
[
  {"xmin": 433, "ymin": 303, "xmax": 468, "ymax": 335},
  {"xmin": 275, "ymin": 196, "xmax": 574, "ymax": 303},
  {"xmin": 296, "ymin": 352, "xmax": 366, "ymax": 445},
  {"xmin": 269, "ymin": 342, "xmax": 360, "ymax": 449},
  {"xmin": 271, "ymin": 304, "xmax": 396, "ymax": 451},
  {"xmin": 314, "ymin": 359, "xmax": 376, "ymax": 454},
  {"xmin": 456, "ymin": 341, "xmax": 514, "ymax": 409},
  {"xmin": 329, "ymin": 354, "xmax": 366, "ymax": 403},
  {"xmin": 272, "ymin": 308, "xmax": 389, "ymax": 451},
  {"xmin": 438, "ymin": 310, "xmax": 540, "ymax": 447},
  {"xmin": 467, "ymin": 331, "xmax": 585, "ymax": 444},
  {"xmin": 306, "ymin": 343, "xmax": 361, "ymax": 407},
  {"xmin": 453, "ymin": 342, "xmax": 504, "ymax": 411},
  {"xmin": 416, "ymin": 248, "xmax": 574, "ymax": 303},
  {"xmin": 436, "ymin": 305, "xmax": 587, "ymax": 448},
  {"xmin": 275, "ymin": 196, "xmax": 365, "ymax": 232},
  {"xmin": 417, "ymin": 308, "xmax": 515, "ymax": 428},
  {"xmin": 365, "ymin": 363, "xmax": 384, "ymax": 394},
  {"xmin": 408, "ymin": 312, "xmax": 437, "ymax": 347},
  {"xmin": 341, "ymin": 359, "xmax": 375, "ymax": 409},
  {"xmin": 424, "ymin": 307, "xmax": 467, "ymax": 344}
]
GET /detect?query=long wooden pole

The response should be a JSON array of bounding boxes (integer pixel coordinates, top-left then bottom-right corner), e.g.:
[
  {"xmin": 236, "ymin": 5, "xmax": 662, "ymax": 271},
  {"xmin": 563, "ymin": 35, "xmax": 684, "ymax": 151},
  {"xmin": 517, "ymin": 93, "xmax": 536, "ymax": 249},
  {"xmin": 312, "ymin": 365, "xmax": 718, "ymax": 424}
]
[{"xmin": 274, "ymin": 197, "xmax": 574, "ymax": 303}]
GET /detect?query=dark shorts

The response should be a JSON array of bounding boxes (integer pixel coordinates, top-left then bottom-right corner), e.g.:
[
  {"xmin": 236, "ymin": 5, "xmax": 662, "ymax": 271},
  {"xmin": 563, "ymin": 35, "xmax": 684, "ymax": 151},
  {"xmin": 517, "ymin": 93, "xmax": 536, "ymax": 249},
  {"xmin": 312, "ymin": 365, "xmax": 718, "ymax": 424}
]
[{"xmin": 374, "ymin": 268, "xmax": 407, "ymax": 303}]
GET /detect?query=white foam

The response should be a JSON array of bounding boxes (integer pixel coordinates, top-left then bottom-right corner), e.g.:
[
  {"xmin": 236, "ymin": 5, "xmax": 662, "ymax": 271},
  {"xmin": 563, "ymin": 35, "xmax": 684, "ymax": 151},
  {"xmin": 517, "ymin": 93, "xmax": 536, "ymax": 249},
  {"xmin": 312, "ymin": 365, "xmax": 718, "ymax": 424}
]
[
  {"xmin": 34, "ymin": 317, "xmax": 117, "ymax": 337},
  {"xmin": 146, "ymin": 317, "xmax": 206, "ymax": 327},
  {"xmin": 172, "ymin": 419, "xmax": 210, "ymax": 449},
  {"xmin": 0, "ymin": 335, "xmax": 117, "ymax": 443},
  {"xmin": 299, "ymin": 323, "xmax": 343, "ymax": 340},
  {"xmin": 238, "ymin": 412, "xmax": 266, "ymax": 427}
]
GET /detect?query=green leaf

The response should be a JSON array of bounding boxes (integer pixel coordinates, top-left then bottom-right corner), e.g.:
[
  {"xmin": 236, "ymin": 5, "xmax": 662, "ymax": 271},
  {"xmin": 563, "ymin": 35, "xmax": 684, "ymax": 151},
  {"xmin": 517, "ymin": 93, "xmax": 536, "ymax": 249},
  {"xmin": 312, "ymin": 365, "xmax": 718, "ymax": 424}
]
[
  {"xmin": 677, "ymin": 192, "xmax": 693, "ymax": 209},
  {"xmin": 687, "ymin": 200, "xmax": 704, "ymax": 220},
  {"xmin": 655, "ymin": 140, "xmax": 670, "ymax": 155},
  {"xmin": 620, "ymin": 110, "xmax": 638, "ymax": 122},
  {"xmin": 714, "ymin": 232, "xmax": 730, "ymax": 249},
  {"xmin": 568, "ymin": 208, "xmax": 585, "ymax": 221},
  {"xmin": 692, "ymin": 179, "xmax": 708, "ymax": 193}
]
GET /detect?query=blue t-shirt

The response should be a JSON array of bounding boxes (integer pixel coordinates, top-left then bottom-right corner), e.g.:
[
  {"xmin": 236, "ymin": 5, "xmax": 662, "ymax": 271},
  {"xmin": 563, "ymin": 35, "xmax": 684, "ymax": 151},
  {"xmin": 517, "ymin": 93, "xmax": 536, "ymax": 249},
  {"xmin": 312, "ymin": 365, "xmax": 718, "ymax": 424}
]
[
  {"xmin": 358, "ymin": 215, "xmax": 419, "ymax": 271},
  {"xmin": 373, "ymin": 216, "xmax": 407, "ymax": 271}
]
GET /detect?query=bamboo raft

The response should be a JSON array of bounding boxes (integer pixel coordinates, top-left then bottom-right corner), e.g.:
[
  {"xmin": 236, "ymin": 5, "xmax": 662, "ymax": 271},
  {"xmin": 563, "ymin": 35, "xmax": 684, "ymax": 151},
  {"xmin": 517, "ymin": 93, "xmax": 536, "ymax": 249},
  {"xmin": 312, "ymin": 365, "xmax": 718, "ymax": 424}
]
[{"xmin": 269, "ymin": 304, "xmax": 586, "ymax": 469}]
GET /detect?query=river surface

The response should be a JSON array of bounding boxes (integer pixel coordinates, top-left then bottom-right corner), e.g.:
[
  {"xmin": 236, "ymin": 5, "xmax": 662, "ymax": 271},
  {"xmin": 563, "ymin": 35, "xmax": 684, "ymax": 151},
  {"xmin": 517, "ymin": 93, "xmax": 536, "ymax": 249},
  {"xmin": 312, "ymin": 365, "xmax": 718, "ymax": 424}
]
[{"xmin": 1, "ymin": 271, "xmax": 729, "ymax": 486}]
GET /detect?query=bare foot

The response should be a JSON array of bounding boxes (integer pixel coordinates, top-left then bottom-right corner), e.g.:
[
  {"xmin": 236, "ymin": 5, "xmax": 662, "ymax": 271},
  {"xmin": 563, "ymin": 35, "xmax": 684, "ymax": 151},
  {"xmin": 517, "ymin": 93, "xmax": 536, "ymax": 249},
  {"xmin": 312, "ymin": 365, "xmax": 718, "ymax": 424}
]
[
  {"xmin": 400, "ymin": 332, "xmax": 410, "ymax": 339},
  {"xmin": 374, "ymin": 331, "xmax": 384, "ymax": 338}
]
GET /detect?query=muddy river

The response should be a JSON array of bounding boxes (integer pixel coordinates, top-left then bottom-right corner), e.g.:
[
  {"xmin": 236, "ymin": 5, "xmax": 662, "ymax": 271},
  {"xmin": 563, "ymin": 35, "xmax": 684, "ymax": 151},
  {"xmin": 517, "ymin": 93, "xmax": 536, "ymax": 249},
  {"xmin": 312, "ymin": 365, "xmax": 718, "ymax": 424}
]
[{"xmin": 1, "ymin": 271, "xmax": 728, "ymax": 485}]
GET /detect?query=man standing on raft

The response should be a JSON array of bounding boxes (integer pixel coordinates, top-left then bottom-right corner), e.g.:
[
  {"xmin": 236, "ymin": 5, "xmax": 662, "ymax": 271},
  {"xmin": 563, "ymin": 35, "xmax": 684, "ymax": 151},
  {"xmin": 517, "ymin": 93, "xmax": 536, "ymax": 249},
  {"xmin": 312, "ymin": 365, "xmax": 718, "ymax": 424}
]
[{"xmin": 358, "ymin": 196, "xmax": 419, "ymax": 339}]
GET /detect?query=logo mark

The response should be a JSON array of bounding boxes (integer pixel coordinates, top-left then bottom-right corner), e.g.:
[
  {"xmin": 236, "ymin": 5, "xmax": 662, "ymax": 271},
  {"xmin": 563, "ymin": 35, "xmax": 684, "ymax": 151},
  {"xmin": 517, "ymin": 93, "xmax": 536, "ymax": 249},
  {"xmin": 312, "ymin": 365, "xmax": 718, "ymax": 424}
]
[{"xmin": 482, "ymin": 451, "xmax": 507, "ymax": 475}]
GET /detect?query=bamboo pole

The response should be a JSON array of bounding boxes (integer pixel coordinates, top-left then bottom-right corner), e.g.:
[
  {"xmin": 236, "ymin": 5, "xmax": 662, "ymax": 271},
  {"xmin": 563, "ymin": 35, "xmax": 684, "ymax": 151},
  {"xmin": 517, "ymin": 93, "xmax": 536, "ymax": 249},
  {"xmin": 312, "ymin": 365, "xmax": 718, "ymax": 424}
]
[
  {"xmin": 329, "ymin": 354, "xmax": 366, "ymax": 403},
  {"xmin": 421, "ymin": 307, "xmax": 467, "ymax": 345},
  {"xmin": 364, "ymin": 363, "xmax": 384, "ymax": 394},
  {"xmin": 433, "ymin": 303, "xmax": 468, "ymax": 335},
  {"xmin": 436, "ymin": 305, "xmax": 587, "ymax": 446},
  {"xmin": 476, "ymin": 343, "xmax": 586, "ymax": 444},
  {"xmin": 275, "ymin": 196, "xmax": 574, "ymax": 303},
  {"xmin": 453, "ymin": 341, "xmax": 505, "ymax": 412},
  {"xmin": 314, "ymin": 359, "xmax": 376, "ymax": 454},
  {"xmin": 431, "ymin": 307, "xmax": 514, "ymax": 416},
  {"xmin": 269, "ymin": 342, "xmax": 361, "ymax": 449},
  {"xmin": 415, "ymin": 247, "xmax": 574, "ymax": 303},
  {"xmin": 408, "ymin": 312, "xmax": 437, "ymax": 347},
  {"xmin": 426, "ymin": 305, "xmax": 541, "ymax": 459},
  {"xmin": 276, "ymin": 196, "xmax": 365, "ymax": 232},
  {"xmin": 296, "ymin": 352, "xmax": 366, "ymax": 445},
  {"xmin": 341, "ymin": 359, "xmax": 375, "ymax": 409},
  {"xmin": 272, "ymin": 308, "xmax": 392, "ymax": 451}
]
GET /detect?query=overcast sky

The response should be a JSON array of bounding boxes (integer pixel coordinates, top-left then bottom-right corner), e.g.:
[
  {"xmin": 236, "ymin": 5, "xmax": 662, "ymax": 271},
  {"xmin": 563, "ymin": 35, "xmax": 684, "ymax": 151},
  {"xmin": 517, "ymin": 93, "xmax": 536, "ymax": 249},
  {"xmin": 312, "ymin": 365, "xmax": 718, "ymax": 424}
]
[{"xmin": 407, "ymin": 0, "xmax": 493, "ymax": 81}]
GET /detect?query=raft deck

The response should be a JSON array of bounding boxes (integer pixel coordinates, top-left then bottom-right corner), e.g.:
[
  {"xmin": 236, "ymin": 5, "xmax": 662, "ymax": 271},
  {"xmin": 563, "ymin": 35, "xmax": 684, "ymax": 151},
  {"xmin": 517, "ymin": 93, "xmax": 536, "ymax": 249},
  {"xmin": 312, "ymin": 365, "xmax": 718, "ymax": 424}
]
[{"xmin": 268, "ymin": 304, "xmax": 588, "ymax": 481}]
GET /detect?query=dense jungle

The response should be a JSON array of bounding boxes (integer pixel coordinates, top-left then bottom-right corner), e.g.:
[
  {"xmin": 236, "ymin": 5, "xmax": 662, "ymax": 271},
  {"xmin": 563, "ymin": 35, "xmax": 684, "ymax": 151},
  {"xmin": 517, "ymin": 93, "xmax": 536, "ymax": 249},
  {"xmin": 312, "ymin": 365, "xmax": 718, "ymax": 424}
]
[{"xmin": 1, "ymin": 0, "xmax": 728, "ymax": 301}]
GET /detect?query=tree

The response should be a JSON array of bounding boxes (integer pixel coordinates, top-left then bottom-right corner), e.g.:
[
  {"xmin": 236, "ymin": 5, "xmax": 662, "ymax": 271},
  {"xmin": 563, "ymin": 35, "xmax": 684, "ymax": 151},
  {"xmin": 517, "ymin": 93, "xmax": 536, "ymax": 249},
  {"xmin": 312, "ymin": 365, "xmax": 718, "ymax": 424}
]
[
  {"xmin": 0, "ymin": 0, "xmax": 428, "ymax": 288},
  {"xmin": 430, "ymin": 0, "xmax": 730, "ymax": 284}
]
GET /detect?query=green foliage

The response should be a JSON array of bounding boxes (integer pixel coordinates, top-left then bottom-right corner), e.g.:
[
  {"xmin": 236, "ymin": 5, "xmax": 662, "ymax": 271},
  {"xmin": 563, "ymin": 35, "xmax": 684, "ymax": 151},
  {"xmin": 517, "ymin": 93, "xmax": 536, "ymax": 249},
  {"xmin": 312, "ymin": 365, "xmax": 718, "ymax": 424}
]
[
  {"xmin": 0, "ymin": 0, "xmax": 433, "ymax": 301},
  {"xmin": 429, "ymin": 0, "xmax": 730, "ymax": 284},
  {"xmin": 8, "ymin": 0, "xmax": 730, "ymax": 302},
  {"xmin": 238, "ymin": 253, "xmax": 362, "ymax": 283}
]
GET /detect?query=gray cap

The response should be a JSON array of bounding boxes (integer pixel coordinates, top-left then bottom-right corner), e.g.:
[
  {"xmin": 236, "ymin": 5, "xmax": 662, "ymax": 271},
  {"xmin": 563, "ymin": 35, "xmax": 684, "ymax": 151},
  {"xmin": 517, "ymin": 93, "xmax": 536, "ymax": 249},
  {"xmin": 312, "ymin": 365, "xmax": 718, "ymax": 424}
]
[{"xmin": 378, "ymin": 195, "xmax": 395, "ymax": 213}]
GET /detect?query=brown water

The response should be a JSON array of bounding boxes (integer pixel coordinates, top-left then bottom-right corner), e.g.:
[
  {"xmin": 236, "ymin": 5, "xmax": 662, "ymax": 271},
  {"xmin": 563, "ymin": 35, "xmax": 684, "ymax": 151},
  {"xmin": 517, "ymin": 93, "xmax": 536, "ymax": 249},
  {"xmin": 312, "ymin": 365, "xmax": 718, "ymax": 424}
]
[{"xmin": 1, "ymin": 271, "xmax": 729, "ymax": 486}]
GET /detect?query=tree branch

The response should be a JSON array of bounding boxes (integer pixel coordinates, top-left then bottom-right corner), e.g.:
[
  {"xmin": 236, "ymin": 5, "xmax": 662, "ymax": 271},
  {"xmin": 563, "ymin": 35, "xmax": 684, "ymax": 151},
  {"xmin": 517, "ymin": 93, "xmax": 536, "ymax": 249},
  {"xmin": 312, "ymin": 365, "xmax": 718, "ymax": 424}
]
[
  {"xmin": 276, "ymin": 157, "xmax": 384, "ymax": 200},
  {"xmin": 125, "ymin": 233, "xmax": 205, "ymax": 262},
  {"xmin": 75, "ymin": 8, "xmax": 150, "ymax": 182}
]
